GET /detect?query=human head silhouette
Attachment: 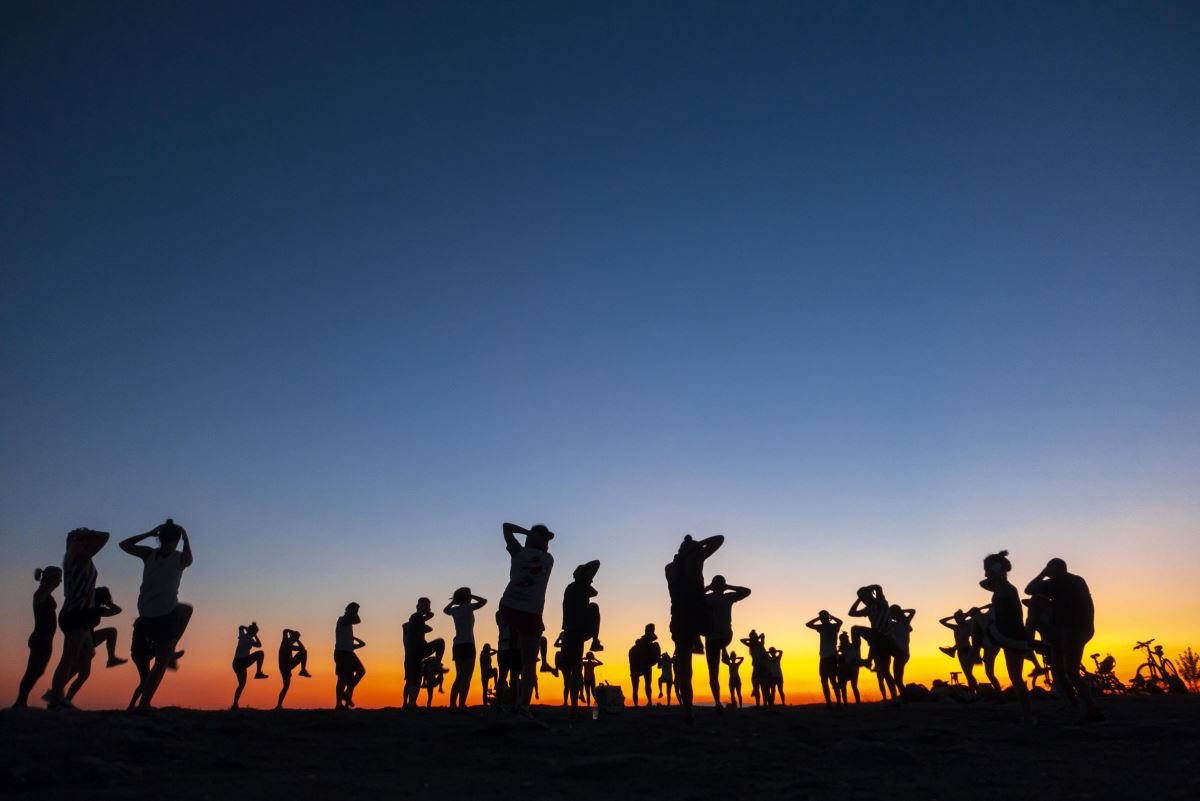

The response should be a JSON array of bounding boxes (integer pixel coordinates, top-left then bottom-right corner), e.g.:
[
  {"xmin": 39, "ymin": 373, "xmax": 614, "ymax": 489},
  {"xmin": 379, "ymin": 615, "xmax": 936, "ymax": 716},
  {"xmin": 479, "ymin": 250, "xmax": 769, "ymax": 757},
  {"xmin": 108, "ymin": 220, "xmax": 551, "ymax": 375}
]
[
  {"xmin": 1045, "ymin": 558, "xmax": 1067, "ymax": 576},
  {"xmin": 66, "ymin": 528, "xmax": 108, "ymax": 558},
  {"xmin": 416, "ymin": 597, "xmax": 432, "ymax": 614},
  {"xmin": 35, "ymin": 566, "xmax": 62, "ymax": 590},
  {"xmin": 573, "ymin": 560, "xmax": 600, "ymax": 583},
  {"xmin": 94, "ymin": 586, "xmax": 113, "ymax": 605},
  {"xmin": 452, "ymin": 587, "xmax": 471, "ymax": 605},
  {"xmin": 856, "ymin": 586, "xmax": 874, "ymax": 603},
  {"xmin": 818, "ymin": 610, "xmax": 830, "ymax": 622},
  {"xmin": 983, "ymin": 550, "xmax": 1012, "ymax": 578},
  {"xmin": 526, "ymin": 524, "xmax": 554, "ymax": 549},
  {"xmin": 157, "ymin": 518, "xmax": 184, "ymax": 550},
  {"xmin": 710, "ymin": 575, "xmax": 727, "ymax": 591}
]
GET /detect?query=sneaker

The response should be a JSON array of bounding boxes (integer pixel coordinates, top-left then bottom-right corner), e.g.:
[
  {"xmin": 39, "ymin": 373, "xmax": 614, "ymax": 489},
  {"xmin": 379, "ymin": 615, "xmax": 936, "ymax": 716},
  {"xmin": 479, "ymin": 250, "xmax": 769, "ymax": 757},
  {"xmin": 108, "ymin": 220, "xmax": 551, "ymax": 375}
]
[
  {"xmin": 939, "ymin": 646, "xmax": 956, "ymax": 658},
  {"xmin": 168, "ymin": 650, "xmax": 185, "ymax": 670},
  {"xmin": 298, "ymin": 670, "xmax": 312, "ymax": 678},
  {"xmin": 107, "ymin": 656, "xmax": 129, "ymax": 668},
  {"xmin": 591, "ymin": 639, "xmax": 604, "ymax": 652},
  {"xmin": 254, "ymin": 672, "xmax": 270, "ymax": 680}
]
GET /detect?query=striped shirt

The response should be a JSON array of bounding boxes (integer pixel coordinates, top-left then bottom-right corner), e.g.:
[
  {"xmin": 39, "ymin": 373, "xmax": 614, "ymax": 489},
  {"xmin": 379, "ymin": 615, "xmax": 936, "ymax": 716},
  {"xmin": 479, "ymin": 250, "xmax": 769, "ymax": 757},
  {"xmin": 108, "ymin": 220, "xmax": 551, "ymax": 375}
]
[{"xmin": 62, "ymin": 553, "xmax": 97, "ymax": 612}]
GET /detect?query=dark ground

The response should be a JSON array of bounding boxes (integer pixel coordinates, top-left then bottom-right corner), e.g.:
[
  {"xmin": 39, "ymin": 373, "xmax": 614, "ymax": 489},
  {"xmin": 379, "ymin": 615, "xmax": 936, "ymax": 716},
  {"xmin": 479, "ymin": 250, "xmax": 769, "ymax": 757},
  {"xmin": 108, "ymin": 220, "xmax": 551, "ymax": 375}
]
[{"xmin": 2, "ymin": 695, "xmax": 1197, "ymax": 800}]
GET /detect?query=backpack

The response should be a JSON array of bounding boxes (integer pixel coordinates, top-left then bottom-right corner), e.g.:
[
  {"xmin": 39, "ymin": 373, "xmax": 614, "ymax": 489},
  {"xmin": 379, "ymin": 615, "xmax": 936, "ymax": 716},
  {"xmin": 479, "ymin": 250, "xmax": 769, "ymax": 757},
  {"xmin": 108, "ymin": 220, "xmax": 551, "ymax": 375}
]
[{"xmin": 593, "ymin": 682, "xmax": 625, "ymax": 715}]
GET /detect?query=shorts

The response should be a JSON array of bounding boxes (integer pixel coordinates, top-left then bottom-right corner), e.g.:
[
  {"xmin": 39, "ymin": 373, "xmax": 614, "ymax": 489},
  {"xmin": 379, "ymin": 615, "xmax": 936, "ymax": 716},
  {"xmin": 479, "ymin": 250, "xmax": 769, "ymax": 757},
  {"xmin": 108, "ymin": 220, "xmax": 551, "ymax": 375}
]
[
  {"xmin": 819, "ymin": 655, "xmax": 838, "ymax": 680},
  {"xmin": 333, "ymin": 650, "xmax": 364, "ymax": 678},
  {"xmin": 453, "ymin": 642, "xmax": 476, "ymax": 662},
  {"xmin": 706, "ymin": 634, "xmax": 732, "ymax": 653},
  {"xmin": 131, "ymin": 608, "xmax": 184, "ymax": 661},
  {"xmin": 232, "ymin": 655, "xmax": 258, "ymax": 672},
  {"xmin": 499, "ymin": 605, "xmax": 544, "ymax": 636},
  {"xmin": 58, "ymin": 608, "xmax": 93, "ymax": 634},
  {"xmin": 560, "ymin": 633, "xmax": 586, "ymax": 666}
]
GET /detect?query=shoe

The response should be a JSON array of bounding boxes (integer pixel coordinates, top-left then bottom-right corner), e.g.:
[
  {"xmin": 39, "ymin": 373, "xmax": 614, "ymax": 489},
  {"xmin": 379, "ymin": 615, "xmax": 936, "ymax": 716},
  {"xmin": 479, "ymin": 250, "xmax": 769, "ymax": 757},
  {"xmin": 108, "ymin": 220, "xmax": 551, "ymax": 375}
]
[
  {"xmin": 591, "ymin": 639, "xmax": 604, "ymax": 652},
  {"xmin": 168, "ymin": 650, "xmax": 185, "ymax": 670},
  {"xmin": 939, "ymin": 646, "xmax": 956, "ymax": 658},
  {"xmin": 107, "ymin": 656, "xmax": 129, "ymax": 668},
  {"xmin": 298, "ymin": 670, "xmax": 312, "ymax": 678},
  {"xmin": 254, "ymin": 672, "xmax": 270, "ymax": 680}
]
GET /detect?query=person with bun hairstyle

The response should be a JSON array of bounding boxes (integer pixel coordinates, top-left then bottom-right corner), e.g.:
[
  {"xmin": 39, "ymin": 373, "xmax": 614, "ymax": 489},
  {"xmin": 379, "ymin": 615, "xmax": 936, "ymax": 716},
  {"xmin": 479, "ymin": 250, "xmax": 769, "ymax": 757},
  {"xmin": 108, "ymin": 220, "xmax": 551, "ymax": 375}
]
[
  {"xmin": 981, "ymin": 550, "xmax": 1034, "ymax": 726},
  {"xmin": 12, "ymin": 566, "xmax": 62, "ymax": 708},
  {"xmin": 46, "ymin": 528, "xmax": 110, "ymax": 708},
  {"xmin": 231, "ymin": 621, "xmax": 269, "ymax": 709}
]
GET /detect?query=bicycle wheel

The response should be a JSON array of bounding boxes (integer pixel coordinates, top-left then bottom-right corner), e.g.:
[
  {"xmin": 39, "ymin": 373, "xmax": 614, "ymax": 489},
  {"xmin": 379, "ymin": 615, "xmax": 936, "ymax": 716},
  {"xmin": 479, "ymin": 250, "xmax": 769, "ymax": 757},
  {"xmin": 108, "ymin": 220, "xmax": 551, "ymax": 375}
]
[{"xmin": 1161, "ymin": 658, "xmax": 1178, "ymax": 678}]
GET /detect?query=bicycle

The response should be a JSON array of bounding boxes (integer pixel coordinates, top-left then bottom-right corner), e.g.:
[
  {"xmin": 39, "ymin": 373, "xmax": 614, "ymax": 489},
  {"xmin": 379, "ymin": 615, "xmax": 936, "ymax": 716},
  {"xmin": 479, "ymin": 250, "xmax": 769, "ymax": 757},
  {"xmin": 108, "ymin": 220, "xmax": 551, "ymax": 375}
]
[
  {"xmin": 1128, "ymin": 639, "xmax": 1187, "ymax": 694},
  {"xmin": 1080, "ymin": 652, "xmax": 1125, "ymax": 696}
]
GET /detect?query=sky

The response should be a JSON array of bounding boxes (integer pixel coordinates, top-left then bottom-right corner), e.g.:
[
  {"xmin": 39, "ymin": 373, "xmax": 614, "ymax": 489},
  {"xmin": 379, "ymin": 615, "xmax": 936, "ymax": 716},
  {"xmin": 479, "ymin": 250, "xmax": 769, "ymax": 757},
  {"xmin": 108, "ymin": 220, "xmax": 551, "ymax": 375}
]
[{"xmin": 2, "ymin": 2, "xmax": 1198, "ymax": 709}]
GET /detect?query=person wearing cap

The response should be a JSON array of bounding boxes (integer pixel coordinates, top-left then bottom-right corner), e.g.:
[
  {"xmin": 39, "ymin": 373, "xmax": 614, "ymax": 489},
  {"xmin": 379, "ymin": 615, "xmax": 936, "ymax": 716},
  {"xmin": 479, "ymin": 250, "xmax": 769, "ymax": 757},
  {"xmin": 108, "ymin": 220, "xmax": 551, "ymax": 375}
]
[
  {"xmin": 497, "ymin": 522, "xmax": 555, "ymax": 717},
  {"xmin": 559, "ymin": 559, "xmax": 603, "ymax": 717},
  {"xmin": 334, "ymin": 602, "xmax": 366, "ymax": 709}
]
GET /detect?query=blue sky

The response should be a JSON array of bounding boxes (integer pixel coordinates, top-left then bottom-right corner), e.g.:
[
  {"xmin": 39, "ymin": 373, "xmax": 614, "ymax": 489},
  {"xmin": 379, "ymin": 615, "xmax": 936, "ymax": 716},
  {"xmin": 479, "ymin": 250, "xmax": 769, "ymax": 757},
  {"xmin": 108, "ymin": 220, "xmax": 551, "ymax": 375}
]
[{"xmin": 2, "ymin": 2, "xmax": 1198, "ymax": 705}]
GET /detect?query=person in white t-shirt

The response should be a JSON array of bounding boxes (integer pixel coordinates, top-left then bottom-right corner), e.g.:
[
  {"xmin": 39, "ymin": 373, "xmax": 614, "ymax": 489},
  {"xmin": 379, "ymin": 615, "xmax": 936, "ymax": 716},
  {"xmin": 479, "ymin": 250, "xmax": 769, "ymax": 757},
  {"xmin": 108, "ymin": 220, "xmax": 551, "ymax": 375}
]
[
  {"xmin": 443, "ymin": 587, "xmax": 488, "ymax": 709},
  {"xmin": 703, "ymin": 575, "xmax": 751, "ymax": 711},
  {"xmin": 497, "ymin": 522, "xmax": 554, "ymax": 717},
  {"xmin": 120, "ymin": 518, "xmax": 193, "ymax": 709}
]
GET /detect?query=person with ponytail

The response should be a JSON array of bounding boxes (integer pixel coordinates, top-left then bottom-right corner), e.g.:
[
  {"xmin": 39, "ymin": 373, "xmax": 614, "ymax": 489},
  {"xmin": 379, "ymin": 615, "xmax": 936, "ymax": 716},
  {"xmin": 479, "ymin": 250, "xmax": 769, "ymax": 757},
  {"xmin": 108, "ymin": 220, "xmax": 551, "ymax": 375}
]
[{"xmin": 12, "ymin": 566, "xmax": 62, "ymax": 708}]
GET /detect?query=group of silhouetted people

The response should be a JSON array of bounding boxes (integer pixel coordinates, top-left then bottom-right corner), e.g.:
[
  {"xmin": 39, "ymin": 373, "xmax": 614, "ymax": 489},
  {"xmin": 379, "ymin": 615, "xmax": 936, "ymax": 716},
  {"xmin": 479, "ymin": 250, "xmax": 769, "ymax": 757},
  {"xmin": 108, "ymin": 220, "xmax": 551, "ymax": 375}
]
[{"xmin": 13, "ymin": 520, "xmax": 1104, "ymax": 726}]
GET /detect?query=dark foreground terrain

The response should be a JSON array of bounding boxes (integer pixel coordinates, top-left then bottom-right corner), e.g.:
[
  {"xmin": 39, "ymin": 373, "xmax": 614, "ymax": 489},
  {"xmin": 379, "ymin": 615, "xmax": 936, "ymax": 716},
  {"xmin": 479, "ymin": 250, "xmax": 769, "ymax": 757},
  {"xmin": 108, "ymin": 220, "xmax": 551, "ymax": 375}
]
[{"xmin": 3, "ymin": 695, "xmax": 1197, "ymax": 800}]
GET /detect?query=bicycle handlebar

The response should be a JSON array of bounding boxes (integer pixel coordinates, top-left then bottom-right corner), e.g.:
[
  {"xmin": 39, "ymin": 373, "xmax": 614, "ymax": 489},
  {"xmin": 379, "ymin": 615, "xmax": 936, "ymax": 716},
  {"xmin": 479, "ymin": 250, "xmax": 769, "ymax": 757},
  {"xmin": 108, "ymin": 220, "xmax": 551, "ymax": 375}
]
[{"xmin": 1134, "ymin": 639, "xmax": 1155, "ymax": 649}]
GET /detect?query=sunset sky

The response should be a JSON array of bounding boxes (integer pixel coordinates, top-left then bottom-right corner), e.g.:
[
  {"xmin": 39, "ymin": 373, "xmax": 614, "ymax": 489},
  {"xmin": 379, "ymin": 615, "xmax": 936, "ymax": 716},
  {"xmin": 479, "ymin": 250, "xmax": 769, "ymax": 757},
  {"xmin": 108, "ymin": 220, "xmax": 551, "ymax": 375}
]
[{"xmin": 3, "ymin": 3, "xmax": 1198, "ymax": 709}]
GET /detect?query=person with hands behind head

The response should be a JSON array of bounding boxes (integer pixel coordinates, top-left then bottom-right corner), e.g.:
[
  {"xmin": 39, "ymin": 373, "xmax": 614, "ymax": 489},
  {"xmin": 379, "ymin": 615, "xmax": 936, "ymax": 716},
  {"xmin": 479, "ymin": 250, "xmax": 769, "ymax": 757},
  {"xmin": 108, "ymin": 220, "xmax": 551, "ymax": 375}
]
[
  {"xmin": 665, "ymin": 533, "xmax": 724, "ymax": 723},
  {"xmin": 806, "ymin": 610, "xmax": 843, "ymax": 706},
  {"xmin": 497, "ymin": 522, "xmax": 555, "ymax": 719},
  {"xmin": 704, "ymin": 575, "xmax": 750, "ymax": 711},
  {"xmin": 122, "ymin": 518, "xmax": 193, "ymax": 709},
  {"xmin": 46, "ymin": 528, "xmax": 110, "ymax": 709},
  {"xmin": 334, "ymin": 602, "xmax": 366, "ymax": 709},
  {"xmin": 444, "ymin": 587, "xmax": 487, "ymax": 709}
]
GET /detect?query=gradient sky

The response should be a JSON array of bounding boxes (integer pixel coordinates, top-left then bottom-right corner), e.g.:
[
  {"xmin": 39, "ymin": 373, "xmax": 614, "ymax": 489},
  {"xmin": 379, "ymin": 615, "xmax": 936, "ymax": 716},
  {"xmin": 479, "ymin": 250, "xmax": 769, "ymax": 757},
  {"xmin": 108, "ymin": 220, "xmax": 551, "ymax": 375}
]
[{"xmin": 3, "ymin": 2, "xmax": 1198, "ymax": 709}]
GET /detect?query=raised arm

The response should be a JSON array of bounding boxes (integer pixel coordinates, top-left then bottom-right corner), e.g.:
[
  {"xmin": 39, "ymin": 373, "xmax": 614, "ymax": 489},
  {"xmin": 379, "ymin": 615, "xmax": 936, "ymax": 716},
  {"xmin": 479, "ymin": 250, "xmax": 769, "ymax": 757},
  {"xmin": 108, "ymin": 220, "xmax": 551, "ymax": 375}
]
[
  {"xmin": 903, "ymin": 609, "xmax": 916, "ymax": 623},
  {"xmin": 101, "ymin": 601, "xmax": 123, "ymax": 617},
  {"xmin": 180, "ymin": 527, "xmax": 193, "ymax": 569},
  {"xmin": 470, "ymin": 595, "xmax": 488, "ymax": 610},
  {"xmin": 805, "ymin": 617, "xmax": 822, "ymax": 630},
  {"xmin": 697, "ymin": 535, "xmax": 725, "ymax": 556},
  {"xmin": 119, "ymin": 528, "xmax": 157, "ymax": 558},
  {"xmin": 848, "ymin": 598, "xmax": 867, "ymax": 617},
  {"xmin": 727, "ymin": 585, "xmax": 751, "ymax": 602},
  {"xmin": 939, "ymin": 613, "xmax": 958, "ymax": 629},
  {"xmin": 443, "ymin": 602, "xmax": 456, "ymax": 615},
  {"xmin": 502, "ymin": 522, "xmax": 528, "ymax": 554},
  {"xmin": 1024, "ymin": 569, "xmax": 1049, "ymax": 597},
  {"xmin": 827, "ymin": 614, "xmax": 843, "ymax": 627}
]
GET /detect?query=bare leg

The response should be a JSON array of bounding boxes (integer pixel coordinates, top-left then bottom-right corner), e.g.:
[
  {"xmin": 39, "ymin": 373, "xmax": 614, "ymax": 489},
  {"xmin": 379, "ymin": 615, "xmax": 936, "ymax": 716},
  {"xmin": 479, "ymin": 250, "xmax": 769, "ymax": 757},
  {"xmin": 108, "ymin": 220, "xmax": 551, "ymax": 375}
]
[{"xmin": 232, "ymin": 665, "xmax": 249, "ymax": 708}]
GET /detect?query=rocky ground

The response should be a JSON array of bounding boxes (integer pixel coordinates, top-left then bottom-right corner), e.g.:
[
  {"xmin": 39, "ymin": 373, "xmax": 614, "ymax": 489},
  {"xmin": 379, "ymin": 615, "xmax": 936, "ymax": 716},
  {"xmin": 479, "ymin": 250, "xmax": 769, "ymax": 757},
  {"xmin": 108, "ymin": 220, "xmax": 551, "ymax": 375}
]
[{"xmin": 2, "ymin": 694, "xmax": 1197, "ymax": 800}]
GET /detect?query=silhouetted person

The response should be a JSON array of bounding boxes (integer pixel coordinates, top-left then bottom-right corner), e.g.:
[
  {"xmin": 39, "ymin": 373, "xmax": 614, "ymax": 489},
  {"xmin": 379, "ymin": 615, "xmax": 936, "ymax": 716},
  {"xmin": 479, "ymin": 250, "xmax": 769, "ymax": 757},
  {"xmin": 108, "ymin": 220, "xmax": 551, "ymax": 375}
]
[
  {"xmin": 494, "ymin": 608, "xmax": 519, "ymax": 710},
  {"xmin": 889, "ymin": 604, "xmax": 915, "ymax": 699},
  {"xmin": 334, "ymin": 602, "xmax": 365, "ymax": 709},
  {"xmin": 657, "ymin": 651, "xmax": 674, "ymax": 705},
  {"xmin": 739, "ymin": 630, "xmax": 767, "ymax": 705},
  {"xmin": 981, "ymin": 550, "xmax": 1034, "ymax": 726},
  {"xmin": 837, "ymin": 632, "xmax": 861, "ymax": 704},
  {"xmin": 848, "ymin": 584, "xmax": 897, "ymax": 701},
  {"xmin": 497, "ymin": 522, "xmax": 555, "ymax": 718},
  {"xmin": 13, "ymin": 566, "xmax": 61, "ymax": 708},
  {"xmin": 444, "ymin": 587, "xmax": 487, "ymax": 709},
  {"xmin": 628, "ymin": 624, "xmax": 660, "ymax": 707},
  {"xmin": 560, "ymin": 559, "xmax": 603, "ymax": 717},
  {"xmin": 46, "ymin": 528, "xmax": 110, "ymax": 709},
  {"xmin": 404, "ymin": 597, "xmax": 446, "ymax": 707},
  {"xmin": 767, "ymin": 646, "xmax": 785, "ymax": 704},
  {"xmin": 722, "ymin": 650, "xmax": 744, "ymax": 707},
  {"xmin": 479, "ymin": 643, "xmax": 498, "ymax": 704},
  {"xmin": 122, "ymin": 519, "xmax": 193, "ymax": 709},
  {"xmin": 704, "ymin": 575, "xmax": 750, "ymax": 710},
  {"xmin": 806, "ymin": 610, "xmax": 843, "ymax": 706},
  {"xmin": 665, "ymin": 534, "xmax": 724, "ymax": 723},
  {"xmin": 65, "ymin": 586, "xmax": 126, "ymax": 704},
  {"xmin": 276, "ymin": 628, "xmax": 311, "ymax": 709},
  {"xmin": 939, "ymin": 608, "xmax": 983, "ymax": 695},
  {"xmin": 422, "ymin": 656, "xmax": 447, "ymax": 706},
  {"xmin": 582, "ymin": 651, "xmax": 602, "ymax": 706},
  {"xmin": 231, "ymin": 621, "xmax": 269, "ymax": 708},
  {"xmin": 1025, "ymin": 557, "xmax": 1103, "ymax": 723}
]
